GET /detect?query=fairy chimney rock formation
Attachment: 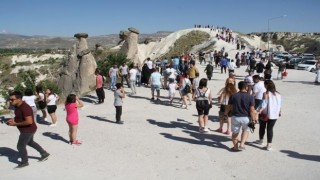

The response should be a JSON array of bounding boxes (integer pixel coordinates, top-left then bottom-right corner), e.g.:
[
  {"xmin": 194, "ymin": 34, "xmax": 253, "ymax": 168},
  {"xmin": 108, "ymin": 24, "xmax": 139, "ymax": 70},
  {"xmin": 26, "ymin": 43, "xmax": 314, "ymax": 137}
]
[
  {"xmin": 119, "ymin": 27, "xmax": 140, "ymax": 64},
  {"xmin": 95, "ymin": 44, "xmax": 104, "ymax": 52},
  {"xmin": 58, "ymin": 33, "xmax": 97, "ymax": 100}
]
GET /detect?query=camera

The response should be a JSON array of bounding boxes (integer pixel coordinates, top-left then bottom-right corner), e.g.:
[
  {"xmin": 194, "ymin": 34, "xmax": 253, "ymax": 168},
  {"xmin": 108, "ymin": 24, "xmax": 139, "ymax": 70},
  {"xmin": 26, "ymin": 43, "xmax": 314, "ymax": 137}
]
[{"xmin": 248, "ymin": 121, "xmax": 255, "ymax": 133}]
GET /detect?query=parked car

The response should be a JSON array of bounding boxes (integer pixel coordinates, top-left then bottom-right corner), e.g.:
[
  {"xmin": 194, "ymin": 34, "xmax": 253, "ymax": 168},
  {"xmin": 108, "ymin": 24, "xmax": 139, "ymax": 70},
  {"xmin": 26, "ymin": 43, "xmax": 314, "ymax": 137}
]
[
  {"xmin": 272, "ymin": 55, "xmax": 285, "ymax": 66},
  {"xmin": 297, "ymin": 60, "xmax": 317, "ymax": 72},
  {"xmin": 300, "ymin": 53, "xmax": 315, "ymax": 59},
  {"xmin": 287, "ymin": 57, "xmax": 303, "ymax": 69}
]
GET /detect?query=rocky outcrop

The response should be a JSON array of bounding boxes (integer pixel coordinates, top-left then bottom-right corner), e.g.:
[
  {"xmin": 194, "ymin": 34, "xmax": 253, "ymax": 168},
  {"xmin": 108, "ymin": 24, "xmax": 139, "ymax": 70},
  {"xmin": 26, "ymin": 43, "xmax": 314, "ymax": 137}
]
[
  {"xmin": 95, "ymin": 44, "xmax": 104, "ymax": 52},
  {"xmin": 58, "ymin": 33, "xmax": 97, "ymax": 100},
  {"xmin": 119, "ymin": 27, "xmax": 140, "ymax": 64}
]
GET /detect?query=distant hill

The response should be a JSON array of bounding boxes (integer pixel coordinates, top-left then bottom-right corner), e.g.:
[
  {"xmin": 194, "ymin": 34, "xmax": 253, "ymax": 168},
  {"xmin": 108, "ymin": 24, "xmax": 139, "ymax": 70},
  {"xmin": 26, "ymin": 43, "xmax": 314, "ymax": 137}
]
[{"xmin": 0, "ymin": 31, "xmax": 172, "ymax": 49}]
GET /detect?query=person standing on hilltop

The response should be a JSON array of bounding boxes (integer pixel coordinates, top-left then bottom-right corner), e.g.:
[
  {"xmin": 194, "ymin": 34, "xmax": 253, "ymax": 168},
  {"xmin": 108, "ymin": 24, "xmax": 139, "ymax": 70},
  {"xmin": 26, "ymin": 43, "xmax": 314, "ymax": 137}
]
[{"xmin": 6, "ymin": 91, "xmax": 50, "ymax": 169}]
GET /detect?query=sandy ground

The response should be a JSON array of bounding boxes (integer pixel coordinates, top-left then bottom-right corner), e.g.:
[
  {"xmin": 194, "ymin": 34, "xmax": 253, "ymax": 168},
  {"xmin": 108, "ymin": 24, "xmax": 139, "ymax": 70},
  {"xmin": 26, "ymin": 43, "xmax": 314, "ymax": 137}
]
[{"xmin": 1, "ymin": 62, "xmax": 320, "ymax": 180}]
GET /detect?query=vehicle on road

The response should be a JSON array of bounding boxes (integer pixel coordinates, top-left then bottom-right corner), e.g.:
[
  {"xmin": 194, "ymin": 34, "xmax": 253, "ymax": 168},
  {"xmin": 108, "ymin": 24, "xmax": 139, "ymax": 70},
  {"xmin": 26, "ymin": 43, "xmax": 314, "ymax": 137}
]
[{"xmin": 297, "ymin": 60, "xmax": 317, "ymax": 72}]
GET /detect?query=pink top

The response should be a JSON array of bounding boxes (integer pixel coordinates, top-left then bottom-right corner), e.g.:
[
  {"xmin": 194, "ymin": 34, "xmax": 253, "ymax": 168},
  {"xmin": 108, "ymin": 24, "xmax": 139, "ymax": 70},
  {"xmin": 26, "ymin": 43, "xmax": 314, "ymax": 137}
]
[
  {"xmin": 96, "ymin": 75, "xmax": 103, "ymax": 89},
  {"xmin": 65, "ymin": 103, "xmax": 79, "ymax": 125}
]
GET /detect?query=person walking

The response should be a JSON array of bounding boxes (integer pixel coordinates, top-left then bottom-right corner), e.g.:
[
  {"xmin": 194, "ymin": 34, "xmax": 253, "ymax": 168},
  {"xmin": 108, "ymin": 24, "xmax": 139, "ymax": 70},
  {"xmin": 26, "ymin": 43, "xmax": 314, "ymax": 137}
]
[
  {"xmin": 193, "ymin": 78, "xmax": 212, "ymax": 133},
  {"xmin": 179, "ymin": 76, "xmax": 192, "ymax": 109},
  {"xmin": 6, "ymin": 91, "xmax": 50, "ymax": 169},
  {"xmin": 216, "ymin": 83, "xmax": 237, "ymax": 135},
  {"xmin": 227, "ymin": 81, "xmax": 256, "ymax": 151},
  {"xmin": 150, "ymin": 68, "xmax": 162, "ymax": 101},
  {"xmin": 187, "ymin": 61, "xmax": 199, "ymax": 84},
  {"xmin": 220, "ymin": 56, "xmax": 228, "ymax": 74},
  {"xmin": 114, "ymin": 83, "xmax": 125, "ymax": 124},
  {"xmin": 252, "ymin": 75, "xmax": 266, "ymax": 109},
  {"xmin": 204, "ymin": 62, "xmax": 214, "ymax": 80},
  {"xmin": 277, "ymin": 61, "xmax": 286, "ymax": 80},
  {"xmin": 95, "ymin": 68, "xmax": 105, "ymax": 104},
  {"xmin": 129, "ymin": 65, "xmax": 138, "ymax": 95},
  {"xmin": 65, "ymin": 94, "xmax": 84, "ymax": 145},
  {"xmin": 255, "ymin": 80, "xmax": 282, "ymax": 151}
]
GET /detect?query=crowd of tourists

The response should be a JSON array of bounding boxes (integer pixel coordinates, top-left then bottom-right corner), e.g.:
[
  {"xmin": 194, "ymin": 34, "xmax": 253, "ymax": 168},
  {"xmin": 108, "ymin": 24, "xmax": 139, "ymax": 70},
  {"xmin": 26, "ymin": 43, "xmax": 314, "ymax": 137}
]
[{"xmin": 3, "ymin": 47, "xmax": 297, "ymax": 169}]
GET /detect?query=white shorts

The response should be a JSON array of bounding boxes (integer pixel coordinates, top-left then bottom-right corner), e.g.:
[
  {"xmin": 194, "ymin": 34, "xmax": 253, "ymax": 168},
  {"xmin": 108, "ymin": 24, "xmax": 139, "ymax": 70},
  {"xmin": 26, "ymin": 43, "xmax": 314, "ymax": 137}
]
[{"xmin": 231, "ymin": 116, "xmax": 250, "ymax": 133}]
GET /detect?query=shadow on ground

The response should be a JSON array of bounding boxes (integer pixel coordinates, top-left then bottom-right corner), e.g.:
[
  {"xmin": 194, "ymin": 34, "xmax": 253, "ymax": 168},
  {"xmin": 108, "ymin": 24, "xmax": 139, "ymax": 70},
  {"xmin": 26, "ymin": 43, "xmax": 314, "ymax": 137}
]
[
  {"xmin": 280, "ymin": 150, "xmax": 320, "ymax": 162},
  {"xmin": 87, "ymin": 115, "xmax": 117, "ymax": 124},
  {"xmin": 283, "ymin": 80, "xmax": 318, "ymax": 85},
  {"xmin": 42, "ymin": 132, "xmax": 69, "ymax": 144},
  {"xmin": 147, "ymin": 118, "xmax": 231, "ymax": 151},
  {"xmin": 0, "ymin": 147, "xmax": 40, "ymax": 164}
]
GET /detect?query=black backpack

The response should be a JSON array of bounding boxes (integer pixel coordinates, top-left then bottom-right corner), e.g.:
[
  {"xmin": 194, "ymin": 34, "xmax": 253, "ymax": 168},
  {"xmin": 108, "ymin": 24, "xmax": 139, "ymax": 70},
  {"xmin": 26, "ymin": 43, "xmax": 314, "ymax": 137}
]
[{"xmin": 196, "ymin": 88, "xmax": 209, "ymax": 108}]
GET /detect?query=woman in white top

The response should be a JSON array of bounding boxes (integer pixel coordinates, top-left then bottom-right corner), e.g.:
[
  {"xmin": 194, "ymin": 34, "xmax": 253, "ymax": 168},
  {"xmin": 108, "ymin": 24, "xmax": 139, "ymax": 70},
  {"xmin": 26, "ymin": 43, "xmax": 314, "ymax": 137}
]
[
  {"xmin": 22, "ymin": 89, "xmax": 38, "ymax": 122},
  {"xmin": 256, "ymin": 80, "xmax": 282, "ymax": 151},
  {"xmin": 216, "ymin": 83, "xmax": 237, "ymax": 135},
  {"xmin": 192, "ymin": 78, "xmax": 212, "ymax": 133},
  {"xmin": 168, "ymin": 78, "xmax": 178, "ymax": 104},
  {"xmin": 46, "ymin": 88, "xmax": 59, "ymax": 127},
  {"xmin": 36, "ymin": 86, "xmax": 47, "ymax": 121}
]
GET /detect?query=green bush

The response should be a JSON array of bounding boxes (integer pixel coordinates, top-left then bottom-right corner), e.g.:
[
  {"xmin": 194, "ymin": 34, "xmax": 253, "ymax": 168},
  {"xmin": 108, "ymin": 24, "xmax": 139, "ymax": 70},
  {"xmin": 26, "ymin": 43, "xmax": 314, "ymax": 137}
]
[
  {"xmin": 37, "ymin": 79, "xmax": 61, "ymax": 95},
  {"xmin": 164, "ymin": 30, "xmax": 210, "ymax": 58},
  {"xmin": 96, "ymin": 52, "xmax": 131, "ymax": 77}
]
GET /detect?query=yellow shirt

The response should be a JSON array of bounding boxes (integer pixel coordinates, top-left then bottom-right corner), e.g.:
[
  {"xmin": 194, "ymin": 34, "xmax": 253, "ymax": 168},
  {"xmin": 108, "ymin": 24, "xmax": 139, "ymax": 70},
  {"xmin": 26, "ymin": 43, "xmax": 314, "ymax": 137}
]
[{"xmin": 187, "ymin": 66, "xmax": 199, "ymax": 78}]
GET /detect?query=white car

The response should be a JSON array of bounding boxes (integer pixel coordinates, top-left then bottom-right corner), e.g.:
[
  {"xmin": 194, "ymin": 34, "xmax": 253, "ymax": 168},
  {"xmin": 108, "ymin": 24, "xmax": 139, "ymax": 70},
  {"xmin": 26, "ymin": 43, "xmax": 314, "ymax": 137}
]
[{"xmin": 297, "ymin": 60, "xmax": 317, "ymax": 72}]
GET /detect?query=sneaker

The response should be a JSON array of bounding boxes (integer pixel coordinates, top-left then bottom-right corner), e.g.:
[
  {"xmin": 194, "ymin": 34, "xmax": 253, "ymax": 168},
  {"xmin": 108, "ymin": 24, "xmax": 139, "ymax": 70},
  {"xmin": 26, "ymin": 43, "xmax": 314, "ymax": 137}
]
[
  {"xmin": 71, "ymin": 140, "xmax": 82, "ymax": 145},
  {"xmin": 49, "ymin": 123, "xmax": 57, "ymax": 127},
  {"xmin": 203, "ymin": 128, "xmax": 209, "ymax": 133},
  {"xmin": 14, "ymin": 162, "xmax": 29, "ymax": 169},
  {"xmin": 215, "ymin": 128, "xmax": 223, "ymax": 133},
  {"xmin": 39, "ymin": 153, "xmax": 50, "ymax": 162},
  {"xmin": 116, "ymin": 121, "xmax": 124, "ymax": 124},
  {"xmin": 151, "ymin": 97, "xmax": 155, "ymax": 100},
  {"xmin": 254, "ymin": 139, "xmax": 263, "ymax": 145},
  {"xmin": 266, "ymin": 145, "xmax": 272, "ymax": 151}
]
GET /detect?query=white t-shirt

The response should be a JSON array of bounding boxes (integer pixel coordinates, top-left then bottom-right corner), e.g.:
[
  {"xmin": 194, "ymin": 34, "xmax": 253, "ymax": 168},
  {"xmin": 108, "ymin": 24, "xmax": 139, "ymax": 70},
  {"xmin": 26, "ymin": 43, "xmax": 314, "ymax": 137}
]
[
  {"xmin": 253, "ymin": 81, "xmax": 266, "ymax": 100},
  {"xmin": 150, "ymin": 72, "xmax": 161, "ymax": 85},
  {"xmin": 22, "ymin": 95, "xmax": 37, "ymax": 107},
  {"xmin": 38, "ymin": 92, "xmax": 45, "ymax": 101},
  {"xmin": 120, "ymin": 65, "xmax": 128, "ymax": 75},
  {"xmin": 193, "ymin": 77, "xmax": 200, "ymax": 90},
  {"xmin": 129, "ymin": 68, "xmax": 138, "ymax": 81},
  {"xmin": 262, "ymin": 92, "xmax": 282, "ymax": 120},
  {"xmin": 227, "ymin": 62, "xmax": 236, "ymax": 70},
  {"xmin": 147, "ymin": 60, "xmax": 153, "ymax": 69},
  {"xmin": 166, "ymin": 68, "xmax": 176, "ymax": 79},
  {"xmin": 47, "ymin": 94, "xmax": 58, "ymax": 105}
]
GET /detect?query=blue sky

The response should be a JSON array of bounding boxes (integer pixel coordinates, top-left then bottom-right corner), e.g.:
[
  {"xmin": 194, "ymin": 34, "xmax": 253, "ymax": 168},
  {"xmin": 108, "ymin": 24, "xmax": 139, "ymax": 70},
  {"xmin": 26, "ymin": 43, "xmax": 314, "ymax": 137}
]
[{"xmin": 0, "ymin": 0, "xmax": 319, "ymax": 37}]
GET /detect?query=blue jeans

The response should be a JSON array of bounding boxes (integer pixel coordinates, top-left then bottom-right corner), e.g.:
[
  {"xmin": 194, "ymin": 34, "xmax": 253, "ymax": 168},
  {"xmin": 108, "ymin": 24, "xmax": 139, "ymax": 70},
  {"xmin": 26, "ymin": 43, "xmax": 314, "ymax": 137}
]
[{"xmin": 110, "ymin": 76, "xmax": 117, "ymax": 89}]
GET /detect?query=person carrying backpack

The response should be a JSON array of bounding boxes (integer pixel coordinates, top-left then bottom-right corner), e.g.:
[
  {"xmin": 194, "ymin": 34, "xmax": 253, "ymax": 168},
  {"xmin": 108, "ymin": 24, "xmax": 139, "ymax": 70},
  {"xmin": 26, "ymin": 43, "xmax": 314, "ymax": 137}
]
[{"xmin": 193, "ymin": 78, "xmax": 212, "ymax": 133}]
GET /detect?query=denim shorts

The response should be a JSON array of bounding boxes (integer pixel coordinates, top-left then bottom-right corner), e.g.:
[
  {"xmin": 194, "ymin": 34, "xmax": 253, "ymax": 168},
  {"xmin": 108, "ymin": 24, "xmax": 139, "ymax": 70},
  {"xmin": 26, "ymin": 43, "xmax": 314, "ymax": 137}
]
[
  {"xmin": 151, "ymin": 84, "xmax": 161, "ymax": 91},
  {"xmin": 231, "ymin": 116, "xmax": 250, "ymax": 133}
]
